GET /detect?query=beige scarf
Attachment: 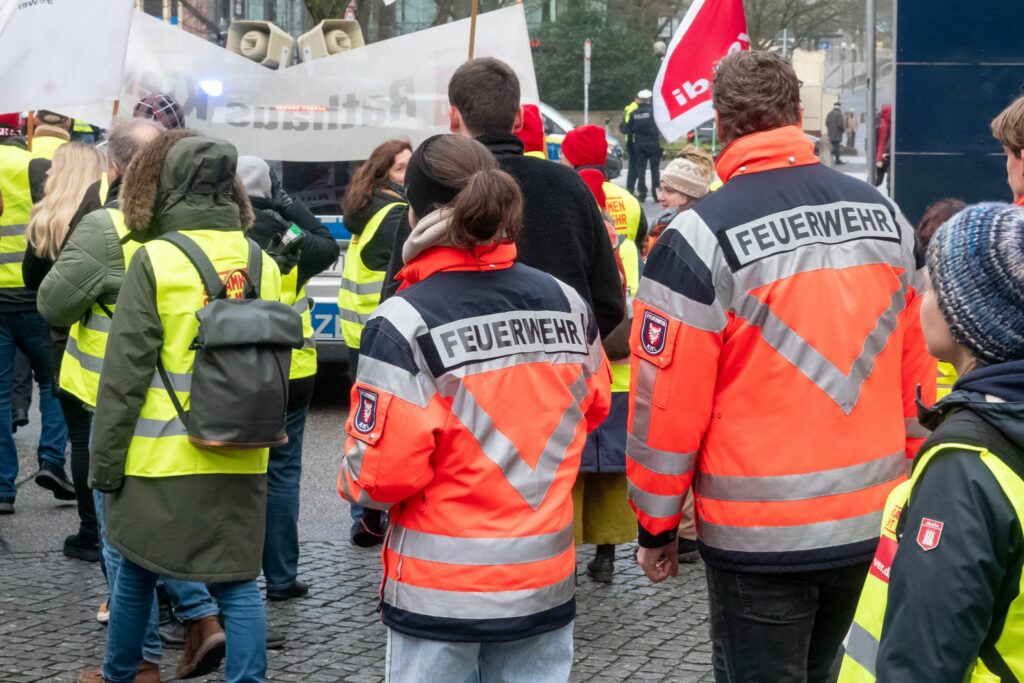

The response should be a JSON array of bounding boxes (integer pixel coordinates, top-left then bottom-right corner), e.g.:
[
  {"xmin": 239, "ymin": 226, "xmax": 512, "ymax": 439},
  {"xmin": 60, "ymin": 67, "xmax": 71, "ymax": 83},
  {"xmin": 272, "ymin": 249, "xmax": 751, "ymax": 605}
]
[{"xmin": 402, "ymin": 209, "xmax": 457, "ymax": 264}]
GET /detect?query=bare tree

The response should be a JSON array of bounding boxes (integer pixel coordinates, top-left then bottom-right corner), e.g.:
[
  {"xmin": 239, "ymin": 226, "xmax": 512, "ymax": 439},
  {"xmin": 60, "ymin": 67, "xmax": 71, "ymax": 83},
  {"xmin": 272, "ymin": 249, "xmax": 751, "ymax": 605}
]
[{"xmin": 744, "ymin": 0, "xmax": 862, "ymax": 50}]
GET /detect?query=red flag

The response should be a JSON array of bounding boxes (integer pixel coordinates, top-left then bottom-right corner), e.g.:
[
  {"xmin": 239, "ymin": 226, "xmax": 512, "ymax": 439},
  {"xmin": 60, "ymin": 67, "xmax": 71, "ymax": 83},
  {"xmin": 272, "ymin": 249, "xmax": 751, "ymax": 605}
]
[{"xmin": 653, "ymin": 0, "xmax": 749, "ymax": 142}]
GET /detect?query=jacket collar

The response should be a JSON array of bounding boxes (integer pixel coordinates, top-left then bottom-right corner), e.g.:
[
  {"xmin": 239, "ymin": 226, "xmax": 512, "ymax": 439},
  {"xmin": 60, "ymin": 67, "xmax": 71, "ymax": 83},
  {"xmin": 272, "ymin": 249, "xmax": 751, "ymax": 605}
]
[
  {"xmin": 1015, "ymin": 195, "xmax": 1024, "ymax": 207},
  {"xmin": 396, "ymin": 242, "xmax": 517, "ymax": 291},
  {"xmin": 475, "ymin": 133, "xmax": 525, "ymax": 157},
  {"xmin": 715, "ymin": 125, "xmax": 819, "ymax": 183}
]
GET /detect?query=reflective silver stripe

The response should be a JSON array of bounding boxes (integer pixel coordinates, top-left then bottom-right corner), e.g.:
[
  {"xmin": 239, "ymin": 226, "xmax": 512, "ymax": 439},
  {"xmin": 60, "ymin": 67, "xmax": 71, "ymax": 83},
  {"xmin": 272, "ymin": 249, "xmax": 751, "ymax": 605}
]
[
  {"xmin": 626, "ymin": 433, "xmax": 696, "ymax": 476},
  {"xmin": 64, "ymin": 337, "xmax": 104, "ymax": 374},
  {"xmin": 149, "ymin": 368, "xmax": 192, "ymax": 392},
  {"xmin": 133, "ymin": 416, "xmax": 188, "ymax": 439},
  {"xmin": 699, "ymin": 510, "xmax": 882, "ymax": 552},
  {"xmin": 356, "ymin": 355, "xmax": 434, "ymax": 409},
  {"xmin": 437, "ymin": 350, "xmax": 594, "ymax": 381},
  {"xmin": 292, "ymin": 296, "xmax": 311, "ymax": 314},
  {"xmin": 374, "ymin": 296, "xmax": 430, "ymax": 341},
  {"xmin": 0, "ymin": 223, "xmax": 27, "ymax": 237},
  {"xmin": 627, "ymin": 480, "xmax": 685, "ymax": 518},
  {"xmin": 339, "ymin": 308, "xmax": 372, "ymax": 325},
  {"xmin": 905, "ymin": 417, "xmax": 930, "ymax": 439},
  {"xmin": 439, "ymin": 371, "xmax": 589, "ymax": 510},
  {"xmin": 843, "ymin": 622, "xmax": 879, "ymax": 677},
  {"xmin": 388, "ymin": 523, "xmax": 574, "ymax": 566},
  {"xmin": 81, "ymin": 309, "xmax": 112, "ymax": 334},
  {"xmin": 301, "ymin": 337, "xmax": 316, "ymax": 350},
  {"xmin": 636, "ymin": 278, "xmax": 727, "ymax": 333},
  {"xmin": 386, "ymin": 573, "xmax": 575, "ymax": 620},
  {"xmin": 630, "ymin": 360, "xmax": 657, "ymax": 443},
  {"xmin": 0, "ymin": 251, "xmax": 24, "ymax": 265},
  {"xmin": 733, "ymin": 278, "xmax": 907, "ymax": 414},
  {"xmin": 695, "ymin": 451, "xmax": 907, "ymax": 503},
  {"xmin": 340, "ymin": 277, "xmax": 384, "ymax": 296},
  {"xmin": 343, "ymin": 439, "xmax": 370, "ymax": 479}
]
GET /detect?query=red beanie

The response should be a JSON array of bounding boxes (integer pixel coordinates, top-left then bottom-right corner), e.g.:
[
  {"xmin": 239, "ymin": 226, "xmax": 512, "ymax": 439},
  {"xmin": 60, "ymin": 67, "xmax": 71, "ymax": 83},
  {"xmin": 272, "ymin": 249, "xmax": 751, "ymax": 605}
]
[
  {"xmin": 562, "ymin": 124, "xmax": 607, "ymax": 168},
  {"xmin": 578, "ymin": 168, "xmax": 606, "ymax": 209},
  {"xmin": 0, "ymin": 113, "xmax": 20, "ymax": 136},
  {"xmin": 516, "ymin": 104, "xmax": 545, "ymax": 155}
]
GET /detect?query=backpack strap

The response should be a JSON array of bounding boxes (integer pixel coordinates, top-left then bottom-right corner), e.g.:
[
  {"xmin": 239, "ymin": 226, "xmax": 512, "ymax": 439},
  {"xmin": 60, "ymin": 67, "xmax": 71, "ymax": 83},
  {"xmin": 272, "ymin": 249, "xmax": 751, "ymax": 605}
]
[
  {"xmin": 245, "ymin": 238, "xmax": 263, "ymax": 299},
  {"xmin": 160, "ymin": 232, "xmax": 227, "ymax": 300}
]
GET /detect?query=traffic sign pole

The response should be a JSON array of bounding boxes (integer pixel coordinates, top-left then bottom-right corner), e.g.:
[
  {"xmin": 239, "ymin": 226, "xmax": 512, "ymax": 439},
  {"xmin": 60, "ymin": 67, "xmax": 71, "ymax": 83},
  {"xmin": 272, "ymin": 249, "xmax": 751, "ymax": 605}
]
[{"xmin": 583, "ymin": 39, "xmax": 592, "ymax": 125}]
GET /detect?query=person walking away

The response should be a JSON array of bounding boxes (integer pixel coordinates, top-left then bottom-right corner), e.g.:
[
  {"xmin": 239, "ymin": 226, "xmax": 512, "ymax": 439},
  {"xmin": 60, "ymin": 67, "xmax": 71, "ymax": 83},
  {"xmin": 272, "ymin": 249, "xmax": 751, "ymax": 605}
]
[
  {"xmin": 626, "ymin": 90, "xmax": 662, "ymax": 202},
  {"xmin": 990, "ymin": 94, "xmax": 1024, "ymax": 206},
  {"xmin": 516, "ymin": 104, "xmax": 548, "ymax": 159},
  {"xmin": 338, "ymin": 134, "xmax": 611, "ymax": 682},
  {"xmin": 839, "ymin": 203, "xmax": 1024, "ymax": 682},
  {"xmin": 79, "ymin": 131, "xmax": 276, "ymax": 683},
  {"xmin": 844, "ymin": 109, "xmax": 858, "ymax": 151},
  {"xmin": 23, "ymin": 141, "xmax": 104, "ymax": 556},
  {"xmin": 561, "ymin": 124, "xmax": 648, "ymax": 248},
  {"xmin": 337, "ymin": 139, "xmax": 411, "ymax": 546},
  {"xmin": 620, "ymin": 96, "xmax": 640, "ymax": 195},
  {"xmin": 826, "ymin": 101, "xmax": 845, "ymax": 165},
  {"xmin": 382, "ymin": 58, "xmax": 624, "ymax": 340},
  {"xmin": 628, "ymin": 51, "xmax": 935, "ymax": 683},
  {"xmin": 911, "ymin": 198, "xmax": 966, "ymax": 401},
  {"xmin": 648, "ymin": 147, "xmax": 714, "ymax": 255},
  {"xmin": 238, "ymin": 155, "xmax": 340, "ymax": 600},
  {"xmin": 0, "ymin": 111, "xmax": 73, "ymax": 514},
  {"xmin": 874, "ymin": 105, "xmax": 892, "ymax": 187}
]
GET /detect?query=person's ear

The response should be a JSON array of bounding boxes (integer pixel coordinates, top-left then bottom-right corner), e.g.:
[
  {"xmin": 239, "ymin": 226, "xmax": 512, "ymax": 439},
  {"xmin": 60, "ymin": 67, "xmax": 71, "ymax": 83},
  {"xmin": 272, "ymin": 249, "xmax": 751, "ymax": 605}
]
[
  {"xmin": 449, "ymin": 106, "xmax": 462, "ymax": 134},
  {"xmin": 512, "ymin": 105, "xmax": 524, "ymax": 134}
]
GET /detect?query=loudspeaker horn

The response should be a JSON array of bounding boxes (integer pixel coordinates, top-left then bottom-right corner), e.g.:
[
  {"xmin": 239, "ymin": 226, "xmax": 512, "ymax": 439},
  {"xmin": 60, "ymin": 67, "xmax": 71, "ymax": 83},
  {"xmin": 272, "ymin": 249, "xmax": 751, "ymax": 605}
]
[
  {"xmin": 226, "ymin": 20, "xmax": 295, "ymax": 69},
  {"xmin": 298, "ymin": 19, "xmax": 365, "ymax": 62}
]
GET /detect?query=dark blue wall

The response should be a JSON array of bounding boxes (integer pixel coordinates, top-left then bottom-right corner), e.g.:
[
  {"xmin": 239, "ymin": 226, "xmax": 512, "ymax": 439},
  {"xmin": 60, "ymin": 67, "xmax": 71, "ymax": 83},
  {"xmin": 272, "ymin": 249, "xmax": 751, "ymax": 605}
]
[{"xmin": 894, "ymin": 0, "xmax": 1024, "ymax": 223}]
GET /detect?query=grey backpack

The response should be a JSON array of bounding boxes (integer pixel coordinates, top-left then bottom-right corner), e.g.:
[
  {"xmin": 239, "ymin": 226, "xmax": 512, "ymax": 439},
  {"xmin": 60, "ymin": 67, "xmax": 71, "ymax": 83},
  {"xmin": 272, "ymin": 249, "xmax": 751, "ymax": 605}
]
[{"xmin": 157, "ymin": 232, "xmax": 303, "ymax": 449}]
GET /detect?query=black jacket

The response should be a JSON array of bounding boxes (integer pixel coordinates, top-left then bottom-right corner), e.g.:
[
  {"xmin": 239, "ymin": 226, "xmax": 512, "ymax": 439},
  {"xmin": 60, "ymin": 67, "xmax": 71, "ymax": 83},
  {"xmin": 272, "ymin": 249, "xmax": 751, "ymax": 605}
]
[
  {"xmin": 383, "ymin": 134, "xmax": 624, "ymax": 338},
  {"xmin": 247, "ymin": 196, "xmax": 340, "ymax": 290},
  {"xmin": 877, "ymin": 361, "xmax": 1024, "ymax": 681},
  {"xmin": 826, "ymin": 108, "xmax": 844, "ymax": 142},
  {"xmin": 625, "ymin": 103, "xmax": 661, "ymax": 151},
  {"xmin": 345, "ymin": 191, "xmax": 407, "ymax": 274}
]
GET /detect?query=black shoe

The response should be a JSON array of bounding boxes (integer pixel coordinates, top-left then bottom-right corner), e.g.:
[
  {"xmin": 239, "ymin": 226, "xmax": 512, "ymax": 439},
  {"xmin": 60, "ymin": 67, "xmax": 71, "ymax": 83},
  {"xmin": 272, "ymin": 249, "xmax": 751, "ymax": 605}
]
[
  {"xmin": 677, "ymin": 538, "xmax": 700, "ymax": 564},
  {"xmin": 266, "ymin": 626, "xmax": 285, "ymax": 650},
  {"xmin": 350, "ymin": 510, "xmax": 386, "ymax": 548},
  {"xmin": 63, "ymin": 532, "xmax": 100, "ymax": 562},
  {"xmin": 637, "ymin": 194, "xmax": 647, "ymax": 203},
  {"xmin": 160, "ymin": 616, "xmax": 186, "ymax": 649},
  {"xmin": 35, "ymin": 463, "xmax": 76, "ymax": 501},
  {"xmin": 0, "ymin": 497, "xmax": 12, "ymax": 515},
  {"xmin": 11, "ymin": 408, "xmax": 28, "ymax": 433},
  {"xmin": 267, "ymin": 580, "xmax": 309, "ymax": 602},
  {"xmin": 585, "ymin": 545, "xmax": 615, "ymax": 583}
]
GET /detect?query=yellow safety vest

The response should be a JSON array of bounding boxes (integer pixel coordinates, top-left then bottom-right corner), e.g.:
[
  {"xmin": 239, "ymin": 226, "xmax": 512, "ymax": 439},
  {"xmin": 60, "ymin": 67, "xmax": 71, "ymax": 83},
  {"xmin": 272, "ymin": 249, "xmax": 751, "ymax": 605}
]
[
  {"xmin": 0, "ymin": 136, "xmax": 66, "ymax": 289},
  {"xmin": 73, "ymin": 120, "xmax": 93, "ymax": 134},
  {"xmin": 937, "ymin": 361, "xmax": 957, "ymax": 400},
  {"xmin": 281, "ymin": 266, "xmax": 317, "ymax": 380},
  {"xmin": 61, "ymin": 209, "xmax": 141, "ymax": 407},
  {"xmin": 624, "ymin": 101, "xmax": 638, "ymax": 124},
  {"xmin": 604, "ymin": 182, "xmax": 642, "ymax": 242},
  {"xmin": 123, "ymin": 229, "xmax": 279, "ymax": 478},
  {"xmin": 840, "ymin": 441, "xmax": 1024, "ymax": 682},
  {"xmin": 611, "ymin": 238, "xmax": 641, "ymax": 393},
  {"xmin": 337, "ymin": 201, "xmax": 403, "ymax": 349}
]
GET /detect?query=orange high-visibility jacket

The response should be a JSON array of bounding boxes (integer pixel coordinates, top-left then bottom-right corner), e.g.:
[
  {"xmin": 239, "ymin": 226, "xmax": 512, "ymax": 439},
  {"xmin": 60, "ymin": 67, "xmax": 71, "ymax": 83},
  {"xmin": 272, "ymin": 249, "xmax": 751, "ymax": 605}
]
[
  {"xmin": 627, "ymin": 126, "xmax": 936, "ymax": 571},
  {"xmin": 338, "ymin": 243, "xmax": 611, "ymax": 641}
]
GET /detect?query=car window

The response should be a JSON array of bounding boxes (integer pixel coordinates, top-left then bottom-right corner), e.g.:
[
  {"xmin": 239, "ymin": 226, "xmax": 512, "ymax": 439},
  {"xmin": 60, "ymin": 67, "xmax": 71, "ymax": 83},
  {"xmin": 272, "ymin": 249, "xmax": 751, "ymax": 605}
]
[{"xmin": 542, "ymin": 115, "xmax": 566, "ymax": 136}]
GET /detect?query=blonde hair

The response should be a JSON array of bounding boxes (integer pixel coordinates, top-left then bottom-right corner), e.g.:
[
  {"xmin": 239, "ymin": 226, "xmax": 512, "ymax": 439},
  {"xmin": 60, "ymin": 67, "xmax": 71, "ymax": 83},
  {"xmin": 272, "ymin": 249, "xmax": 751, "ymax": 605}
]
[{"xmin": 26, "ymin": 142, "xmax": 105, "ymax": 259}]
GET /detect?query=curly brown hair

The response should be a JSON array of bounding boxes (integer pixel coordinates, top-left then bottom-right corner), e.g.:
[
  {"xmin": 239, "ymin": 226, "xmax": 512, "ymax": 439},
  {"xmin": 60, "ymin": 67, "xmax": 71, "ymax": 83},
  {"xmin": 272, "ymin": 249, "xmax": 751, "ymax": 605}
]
[{"xmin": 342, "ymin": 139, "xmax": 412, "ymax": 217}]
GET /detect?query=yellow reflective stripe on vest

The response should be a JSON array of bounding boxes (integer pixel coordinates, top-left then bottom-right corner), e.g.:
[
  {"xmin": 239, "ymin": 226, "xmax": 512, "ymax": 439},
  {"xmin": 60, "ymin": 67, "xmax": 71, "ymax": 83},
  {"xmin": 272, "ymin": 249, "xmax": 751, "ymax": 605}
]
[
  {"xmin": 281, "ymin": 266, "xmax": 317, "ymax": 379},
  {"xmin": 937, "ymin": 361, "xmax": 957, "ymax": 400},
  {"xmin": 59, "ymin": 209, "xmax": 139, "ymax": 407},
  {"xmin": 338, "ymin": 201, "xmax": 404, "ymax": 349},
  {"xmin": 124, "ymin": 230, "xmax": 275, "ymax": 478}
]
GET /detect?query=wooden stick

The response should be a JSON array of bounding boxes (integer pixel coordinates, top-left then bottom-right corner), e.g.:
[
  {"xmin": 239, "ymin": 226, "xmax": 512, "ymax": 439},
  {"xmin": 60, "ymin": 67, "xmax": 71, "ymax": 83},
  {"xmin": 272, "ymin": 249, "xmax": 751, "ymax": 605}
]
[
  {"xmin": 467, "ymin": 0, "xmax": 480, "ymax": 61},
  {"xmin": 26, "ymin": 111, "xmax": 34, "ymax": 153},
  {"xmin": 111, "ymin": 99, "xmax": 121, "ymax": 123}
]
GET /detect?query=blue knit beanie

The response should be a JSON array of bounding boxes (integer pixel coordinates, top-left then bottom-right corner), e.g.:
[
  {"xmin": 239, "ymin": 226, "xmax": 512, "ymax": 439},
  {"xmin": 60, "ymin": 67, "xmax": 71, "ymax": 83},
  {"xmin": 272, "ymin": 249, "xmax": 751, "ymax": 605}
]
[{"xmin": 927, "ymin": 203, "xmax": 1024, "ymax": 364}]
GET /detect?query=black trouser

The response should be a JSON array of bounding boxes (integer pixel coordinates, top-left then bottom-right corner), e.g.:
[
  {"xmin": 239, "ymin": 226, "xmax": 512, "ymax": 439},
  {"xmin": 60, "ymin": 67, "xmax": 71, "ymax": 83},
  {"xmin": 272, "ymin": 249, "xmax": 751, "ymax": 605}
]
[
  {"xmin": 830, "ymin": 138, "xmax": 843, "ymax": 164},
  {"xmin": 57, "ymin": 392, "xmax": 97, "ymax": 542},
  {"xmin": 625, "ymin": 142, "xmax": 639, "ymax": 194},
  {"xmin": 12, "ymin": 350, "xmax": 31, "ymax": 418},
  {"xmin": 705, "ymin": 562, "xmax": 869, "ymax": 683},
  {"xmin": 635, "ymin": 145, "xmax": 662, "ymax": 199}
]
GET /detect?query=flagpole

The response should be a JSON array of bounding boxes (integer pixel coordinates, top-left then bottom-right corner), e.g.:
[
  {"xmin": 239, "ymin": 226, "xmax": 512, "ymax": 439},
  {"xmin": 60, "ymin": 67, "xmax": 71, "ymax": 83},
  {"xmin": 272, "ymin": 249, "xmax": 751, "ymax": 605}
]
[
  {"xmin": 111, "ymin": 99, "xmax": 121, "ymax": 123},
  {"xmin": 26, "ymin": 111, "xmax": 34, "ymax": 153},
  {"xmin": 467, "ymin": 0, "xmax": 480, "ymax": 60}
]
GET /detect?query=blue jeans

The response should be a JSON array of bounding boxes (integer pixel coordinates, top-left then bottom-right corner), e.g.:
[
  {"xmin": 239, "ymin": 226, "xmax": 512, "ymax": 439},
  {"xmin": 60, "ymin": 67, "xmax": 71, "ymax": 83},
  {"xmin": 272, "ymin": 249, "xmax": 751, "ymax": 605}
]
[
  {"xmin": 94, "ymin": 491, "xmax": 218, "ymax": 657},
  {"xmin": 385, "ymin": 622, "xmax": 574, "ymax": 683},
  {"xmin": 0, "ymin": 311, "xmax": 67, "ymax": 498},
  {"xmin": 104, "ymin": 557, "xmax": 266, "ymax": 683},
  {"xmin": 263, "ymin": 401, "xmax": 307, "ymax": 591}
]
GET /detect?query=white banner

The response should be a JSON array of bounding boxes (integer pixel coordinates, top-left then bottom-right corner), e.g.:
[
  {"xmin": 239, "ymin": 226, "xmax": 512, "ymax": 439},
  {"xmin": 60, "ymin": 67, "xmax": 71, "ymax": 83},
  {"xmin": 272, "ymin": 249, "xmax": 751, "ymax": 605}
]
[
  {"xmin": 69, "ymin": 6, "xmax": 538, "ymax": 162},
  {"xmin": 0, "ymin": 0, "xmax": 133, "ymax": 115}
]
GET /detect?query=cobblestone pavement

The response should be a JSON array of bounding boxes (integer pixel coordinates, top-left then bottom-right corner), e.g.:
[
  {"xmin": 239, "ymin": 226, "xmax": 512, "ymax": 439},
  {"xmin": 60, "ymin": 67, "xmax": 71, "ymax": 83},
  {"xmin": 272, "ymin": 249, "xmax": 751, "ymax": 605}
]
[{"xmin": 0, "ymin": 376, "xmax": 713, "ymax": 682}]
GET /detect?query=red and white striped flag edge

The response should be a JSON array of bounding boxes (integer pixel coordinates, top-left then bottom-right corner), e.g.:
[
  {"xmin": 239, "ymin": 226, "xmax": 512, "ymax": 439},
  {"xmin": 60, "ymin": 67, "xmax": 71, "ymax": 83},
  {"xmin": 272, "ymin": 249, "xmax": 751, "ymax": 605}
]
[{"xmin": 652, "ymin": 0, "xmax": 750, "ymax": 142}]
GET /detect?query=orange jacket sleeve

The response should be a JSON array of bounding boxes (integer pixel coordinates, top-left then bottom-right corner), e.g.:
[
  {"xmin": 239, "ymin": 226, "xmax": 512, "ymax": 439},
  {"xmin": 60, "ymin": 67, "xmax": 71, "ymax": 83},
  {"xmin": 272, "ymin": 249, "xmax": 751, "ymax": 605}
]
[
  {"xmin": 627, "ymin": 214, "xmax": 728, "ymax": 547},
  {"xmin": 901, "ymin": 276, "xmax": 937, "ymax": 459}
]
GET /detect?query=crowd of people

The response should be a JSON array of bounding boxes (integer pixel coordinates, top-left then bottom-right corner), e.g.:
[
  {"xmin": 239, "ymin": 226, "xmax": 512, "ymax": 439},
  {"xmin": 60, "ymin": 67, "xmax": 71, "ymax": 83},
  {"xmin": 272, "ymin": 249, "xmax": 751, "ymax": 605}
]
[{"xmin": 0, "ymin": 48, "xmax": 1022, "ymax": 683}]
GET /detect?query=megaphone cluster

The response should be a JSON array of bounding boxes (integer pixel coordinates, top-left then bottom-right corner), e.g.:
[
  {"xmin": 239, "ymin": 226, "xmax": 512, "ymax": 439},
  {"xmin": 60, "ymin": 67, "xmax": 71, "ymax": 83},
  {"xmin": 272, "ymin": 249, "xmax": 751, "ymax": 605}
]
[{"xmin": 226, "ymin": 18, "xmax": 367, "ymax": 68}]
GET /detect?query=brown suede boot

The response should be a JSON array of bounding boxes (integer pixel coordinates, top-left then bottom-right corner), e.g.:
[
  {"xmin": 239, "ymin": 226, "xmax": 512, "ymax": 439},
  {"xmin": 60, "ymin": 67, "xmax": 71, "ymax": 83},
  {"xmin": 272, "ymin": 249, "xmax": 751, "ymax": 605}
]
[
  {"xmin": 176, "ymin": 615, "xmax": 226, "ymax": 679},
  {"xmin": 76, "ymin": 661, "xmax": 162, "ymax": 682}
]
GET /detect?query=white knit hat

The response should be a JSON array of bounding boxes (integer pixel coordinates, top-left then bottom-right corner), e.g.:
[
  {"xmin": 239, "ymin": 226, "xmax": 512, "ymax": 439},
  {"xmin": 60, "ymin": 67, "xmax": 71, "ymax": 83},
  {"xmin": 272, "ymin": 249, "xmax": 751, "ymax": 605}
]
[{"xmin": 661, "ymin": 147, "xmax": 714, "ymax": 199}]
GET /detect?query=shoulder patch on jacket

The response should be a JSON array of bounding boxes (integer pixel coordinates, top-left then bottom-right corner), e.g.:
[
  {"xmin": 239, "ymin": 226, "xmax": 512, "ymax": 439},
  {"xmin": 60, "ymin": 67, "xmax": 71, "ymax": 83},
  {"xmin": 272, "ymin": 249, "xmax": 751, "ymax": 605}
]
[
  {"xmin": 347, "ymin": 385, "xmax": 392, "ymax": 445},
  {"xmin": 641, "ymin": 310, "xmax": 668, "ymax": 355}
]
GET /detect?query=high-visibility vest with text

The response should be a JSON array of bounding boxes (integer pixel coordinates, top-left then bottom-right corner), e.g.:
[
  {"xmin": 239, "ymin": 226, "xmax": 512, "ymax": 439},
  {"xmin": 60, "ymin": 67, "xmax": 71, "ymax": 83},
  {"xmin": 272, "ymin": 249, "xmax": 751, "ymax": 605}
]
[{"xmin": 604, "ymin": 182, "xmax": 642, "ymax": 242}]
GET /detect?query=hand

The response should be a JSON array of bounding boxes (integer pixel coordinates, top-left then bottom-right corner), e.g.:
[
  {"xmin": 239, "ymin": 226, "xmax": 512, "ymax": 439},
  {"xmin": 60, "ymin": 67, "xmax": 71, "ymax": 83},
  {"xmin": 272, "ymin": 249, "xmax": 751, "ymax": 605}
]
[
  {"xmin": 876, "ymin": 161, "xmax": 884, "ymax": 168},
  {"xmin": 271, "ymin": 248, "xmax": 300, "ymax": 275},
  {"xmin": 636, "ymin": 538, "xmax": 679, "ymax": 583}
]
